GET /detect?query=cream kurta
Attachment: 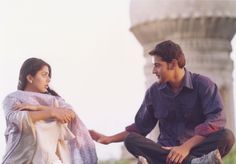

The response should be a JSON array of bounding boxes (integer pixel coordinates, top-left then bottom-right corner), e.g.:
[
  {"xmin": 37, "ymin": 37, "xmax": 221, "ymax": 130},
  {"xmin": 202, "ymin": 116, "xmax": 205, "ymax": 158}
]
[{"xmin": 32, "ymin": 121, "xmax": 72, "ymax": 164}]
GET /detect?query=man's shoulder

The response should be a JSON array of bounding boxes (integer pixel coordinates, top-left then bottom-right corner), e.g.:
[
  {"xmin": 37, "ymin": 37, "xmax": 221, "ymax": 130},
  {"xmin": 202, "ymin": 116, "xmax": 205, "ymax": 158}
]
[
  {"xmin": 190, "ymin": 71, "xmax": 215, "ymax": 87},
  {"xmin": 143, "ymin": 82, "xmax": 161, "ymax": 97}
]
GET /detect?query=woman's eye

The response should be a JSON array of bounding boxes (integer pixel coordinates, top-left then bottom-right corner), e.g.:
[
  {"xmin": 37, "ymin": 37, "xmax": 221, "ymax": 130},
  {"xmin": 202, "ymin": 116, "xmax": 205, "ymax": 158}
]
[{"xmin": 42, "ymin": 73, "xmax": 48, "ymax": 77}]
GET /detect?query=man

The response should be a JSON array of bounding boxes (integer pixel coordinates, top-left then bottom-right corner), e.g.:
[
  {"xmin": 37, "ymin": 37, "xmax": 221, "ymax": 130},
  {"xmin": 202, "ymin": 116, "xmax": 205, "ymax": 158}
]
[{"xmin": 90, "ymin": 40, "xmax": 235, "ymax": 164}]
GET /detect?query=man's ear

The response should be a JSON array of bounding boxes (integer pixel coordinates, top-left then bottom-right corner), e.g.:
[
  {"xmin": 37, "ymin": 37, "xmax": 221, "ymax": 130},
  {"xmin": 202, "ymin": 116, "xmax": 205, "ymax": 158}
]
[
  {"xmin": 26, "ymin": 75, "xmax": 33, "ymax": 84},
  {"xmin": 168, "ymin": 59, "xmax": 178, "ymax": 70}
]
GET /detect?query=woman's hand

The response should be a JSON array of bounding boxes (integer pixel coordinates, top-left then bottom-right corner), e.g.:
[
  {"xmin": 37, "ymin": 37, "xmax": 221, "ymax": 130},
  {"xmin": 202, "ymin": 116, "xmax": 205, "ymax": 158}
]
[{"xmin": 52, "ymin": 108, "xmax": 76, "ymax": 124}]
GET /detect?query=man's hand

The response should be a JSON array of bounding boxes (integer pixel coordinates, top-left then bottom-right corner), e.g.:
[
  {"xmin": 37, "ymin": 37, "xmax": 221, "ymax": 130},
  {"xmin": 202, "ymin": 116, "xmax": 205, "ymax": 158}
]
[
  {"xmin": 89, "ymin": 130, "xmax": 112, "ymax": 145},
  {"xmin": 162, "ymin": 145, "xmax": 191, "ymax": 164}
]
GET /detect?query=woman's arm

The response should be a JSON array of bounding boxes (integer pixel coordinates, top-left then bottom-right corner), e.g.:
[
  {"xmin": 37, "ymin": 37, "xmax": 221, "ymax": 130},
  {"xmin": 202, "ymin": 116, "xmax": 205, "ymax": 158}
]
[{"xmin": 15, "ymin": 104, "xmax": 75, "ymax": 123}]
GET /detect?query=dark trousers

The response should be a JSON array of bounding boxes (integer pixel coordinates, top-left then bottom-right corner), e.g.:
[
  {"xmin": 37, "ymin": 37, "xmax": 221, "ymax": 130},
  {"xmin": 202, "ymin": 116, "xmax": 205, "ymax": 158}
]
[{"xmin": 124, "ymin": 129, "xmax": 235, "ymax": 164}]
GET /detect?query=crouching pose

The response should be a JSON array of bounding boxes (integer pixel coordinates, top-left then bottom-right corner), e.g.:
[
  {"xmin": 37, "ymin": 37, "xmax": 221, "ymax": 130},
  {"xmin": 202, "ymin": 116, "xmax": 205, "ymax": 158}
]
[{"xmin": 90, "ymin": 40, "xmax": 234, "ymax": 164}]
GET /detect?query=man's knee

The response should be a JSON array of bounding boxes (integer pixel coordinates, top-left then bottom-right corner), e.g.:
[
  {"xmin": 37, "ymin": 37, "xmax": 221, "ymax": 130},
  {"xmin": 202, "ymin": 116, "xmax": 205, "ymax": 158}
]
[
  {"xmin": 220, "ymin": 129, "xmax": 235, "ymax": 146},
  {"xmin": 124, "ymin": 132, "xmax": 146, "ymax": 157},
  {"xmin": 124, "ymin": 132, "xmax": 142, "ymax": 150},
  {"xmin": 223, "ymin": 129, "xmax": 235, "ymax": 147},
  {"xmin": 217, "ymin": 129, "xmax": 235, "ymax": 157}
]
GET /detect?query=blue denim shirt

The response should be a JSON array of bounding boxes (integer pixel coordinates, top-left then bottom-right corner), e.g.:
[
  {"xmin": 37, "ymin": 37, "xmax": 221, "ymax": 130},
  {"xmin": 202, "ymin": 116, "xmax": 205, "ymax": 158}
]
[{"xmin": 126, "ymin": 70, "xmax": 226, "ymax": 146}]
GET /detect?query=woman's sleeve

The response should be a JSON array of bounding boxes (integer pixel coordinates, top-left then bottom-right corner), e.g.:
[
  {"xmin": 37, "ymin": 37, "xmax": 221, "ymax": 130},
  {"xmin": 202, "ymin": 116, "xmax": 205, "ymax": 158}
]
[
  {"xmin": 55, "ymin": 97, "xmax": 73, "ymax": 109},
  {"xmin": 3, "ymin": 96, "xmax": 34, "ymax": 131},
  {"xmin": 2, "ymin": 96, "xmax": 36, "ymax": 163}
]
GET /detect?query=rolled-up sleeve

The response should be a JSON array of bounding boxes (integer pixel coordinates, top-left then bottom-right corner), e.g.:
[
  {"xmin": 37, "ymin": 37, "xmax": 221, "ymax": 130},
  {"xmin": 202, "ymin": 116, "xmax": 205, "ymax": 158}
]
[
  {"xmin": 126, "ymin": 88, "xmax": 158, "ymax": 136},
  {"xmin": 125, "ymin": 123, "xmax": 143, "ymax": 134},
  {"xmin": 195, "ymin": 81, "xmax": 226, "ymax": 137}
]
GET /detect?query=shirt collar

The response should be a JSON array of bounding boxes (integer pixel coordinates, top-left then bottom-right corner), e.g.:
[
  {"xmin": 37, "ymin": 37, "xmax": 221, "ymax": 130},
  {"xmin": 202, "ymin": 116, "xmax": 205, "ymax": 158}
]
[
  {"xmin": 182, "ymin": 68, "xmax": 194, "ymax": 90},
  {"xmin": 158, "ymin": 82, "xmax": 168, "ymax": 90}
]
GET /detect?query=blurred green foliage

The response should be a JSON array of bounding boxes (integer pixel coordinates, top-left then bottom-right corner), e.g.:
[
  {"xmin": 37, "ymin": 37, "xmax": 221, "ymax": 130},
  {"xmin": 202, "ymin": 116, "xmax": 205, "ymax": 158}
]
[
  {"xmin": 99, "ymin": 149, "xmax": 236, "ymax": 164},
  {"xmin": 223, "ymin": 149, "xmax": 236, "ymax": 164}
]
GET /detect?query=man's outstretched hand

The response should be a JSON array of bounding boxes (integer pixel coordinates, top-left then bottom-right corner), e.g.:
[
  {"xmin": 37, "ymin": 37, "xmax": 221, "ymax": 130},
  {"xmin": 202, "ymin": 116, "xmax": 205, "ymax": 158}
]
[{"xmin": 89, "ymin": 130, "xmax": 112, "ymax": 145}]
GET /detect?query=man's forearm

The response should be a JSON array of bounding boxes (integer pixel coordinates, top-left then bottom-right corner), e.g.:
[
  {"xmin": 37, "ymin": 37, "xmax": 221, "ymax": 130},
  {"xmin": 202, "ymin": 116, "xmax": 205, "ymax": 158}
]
[
  {"xmin": 109, "ymin": 131, "xmax": 130, "ymax": 143},
  {"xmin": 182, "ymin": 135, "xmax": 206, "ymax": 150}
]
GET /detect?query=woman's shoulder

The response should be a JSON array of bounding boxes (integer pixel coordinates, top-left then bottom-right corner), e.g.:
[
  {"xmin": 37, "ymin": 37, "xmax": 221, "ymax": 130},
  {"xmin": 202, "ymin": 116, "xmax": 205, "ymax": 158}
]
[
  {"xmin": 4, "ymin": 91, "xmax": 20, "ymax": 100},
  {"xmin": 3, "ymin": 90, "xmax": 30, "ymax": 104},
  {"xmin": 4, "ymin": 90, "xmax": 57, "ymax": 103}
]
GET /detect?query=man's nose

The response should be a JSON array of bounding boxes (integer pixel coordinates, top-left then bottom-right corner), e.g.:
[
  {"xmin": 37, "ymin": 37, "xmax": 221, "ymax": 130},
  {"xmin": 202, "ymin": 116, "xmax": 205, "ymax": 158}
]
[{"xmin": 152, "ymin": 67, "xmax": 157, "ymax": 74}]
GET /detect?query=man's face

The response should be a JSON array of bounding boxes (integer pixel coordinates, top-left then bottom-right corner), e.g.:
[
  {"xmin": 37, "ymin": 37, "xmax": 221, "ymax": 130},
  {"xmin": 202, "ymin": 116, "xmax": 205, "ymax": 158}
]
[{"xmin": 152, "ymin": 56, "xmax": 172, "ymax": 83}]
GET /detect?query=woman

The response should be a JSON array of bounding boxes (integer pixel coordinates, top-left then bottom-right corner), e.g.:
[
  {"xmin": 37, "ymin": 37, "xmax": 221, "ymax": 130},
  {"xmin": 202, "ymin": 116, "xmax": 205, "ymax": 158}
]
[{"xmin": 2, "ymin": 58, "xmax": 97, "ymax": 164}]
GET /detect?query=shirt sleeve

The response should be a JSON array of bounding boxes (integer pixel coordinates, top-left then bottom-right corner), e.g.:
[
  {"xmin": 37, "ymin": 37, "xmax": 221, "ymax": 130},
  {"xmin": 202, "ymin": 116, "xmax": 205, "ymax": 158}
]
[
  {"xmin": 194, "ymin": 80, "xmax": 226, "ymax": 137},
  {"xmin": 126, "ymin": 88, "xmax": 158, "ymax": 136}
]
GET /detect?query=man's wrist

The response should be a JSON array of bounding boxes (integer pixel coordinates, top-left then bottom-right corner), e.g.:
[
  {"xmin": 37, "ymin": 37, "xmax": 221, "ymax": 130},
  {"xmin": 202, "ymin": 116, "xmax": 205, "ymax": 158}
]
[
  {"xmin": 182, "ymin": 142, "xmax": 193, "ymax": 150},
  {"xmin": 108, "ymin": 136, "xmax": 114, "ymax": 143}
]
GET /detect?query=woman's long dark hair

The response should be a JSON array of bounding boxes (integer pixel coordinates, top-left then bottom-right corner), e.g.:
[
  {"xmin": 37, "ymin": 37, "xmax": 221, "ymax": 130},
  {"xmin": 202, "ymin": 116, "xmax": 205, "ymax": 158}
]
[{"xmin": 18, "ymin": 58, "xmax": 59, "ymax": 96}]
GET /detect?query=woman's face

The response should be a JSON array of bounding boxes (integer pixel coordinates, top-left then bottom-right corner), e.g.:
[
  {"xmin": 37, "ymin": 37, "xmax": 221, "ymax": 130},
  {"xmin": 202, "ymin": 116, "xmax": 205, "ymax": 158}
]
[{"xmin": 26, "ymin": 65, "xmax": 51, "ymax": 93}]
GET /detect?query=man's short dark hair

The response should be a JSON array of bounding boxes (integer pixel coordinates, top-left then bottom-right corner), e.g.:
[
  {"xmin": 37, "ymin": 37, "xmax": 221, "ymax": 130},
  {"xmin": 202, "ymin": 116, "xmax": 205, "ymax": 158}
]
[{"xmin": 149, "ymin": 40, "xmax": 186, "ymax": 68}]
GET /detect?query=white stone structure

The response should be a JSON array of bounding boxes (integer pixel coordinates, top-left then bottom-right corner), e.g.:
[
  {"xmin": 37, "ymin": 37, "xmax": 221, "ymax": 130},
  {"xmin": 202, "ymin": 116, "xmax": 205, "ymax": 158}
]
[{"xmin": 129, "ymin": 0, "xmax": 236, "ymax": 141}]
